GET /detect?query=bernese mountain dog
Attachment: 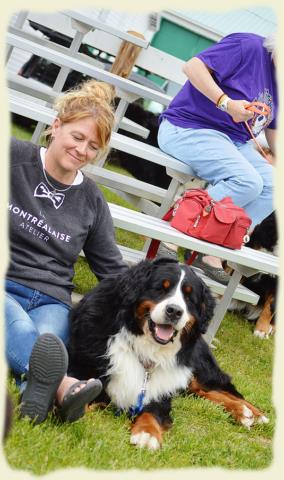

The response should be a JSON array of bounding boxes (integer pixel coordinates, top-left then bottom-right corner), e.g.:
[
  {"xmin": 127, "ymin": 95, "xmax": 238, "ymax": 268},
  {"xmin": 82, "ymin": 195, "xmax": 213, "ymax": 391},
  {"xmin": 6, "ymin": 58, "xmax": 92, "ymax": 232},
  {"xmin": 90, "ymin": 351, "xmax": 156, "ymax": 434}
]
[
  {"xmin": 229, "ymin": 211, "xmax": 278, "ymax": 338},
  {"xmin": 68, "ymin": 258, "xmax": 268, "ymax": 450}
]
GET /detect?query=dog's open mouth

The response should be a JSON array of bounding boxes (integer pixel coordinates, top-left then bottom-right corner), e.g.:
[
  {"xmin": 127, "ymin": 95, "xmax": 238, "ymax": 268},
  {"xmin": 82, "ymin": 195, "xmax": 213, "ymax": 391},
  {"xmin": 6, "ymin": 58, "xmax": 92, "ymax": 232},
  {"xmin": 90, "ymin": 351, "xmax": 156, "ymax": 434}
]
[{"xmin": 148, "ymin": 318, "xmax": 176, "ymax": 345}]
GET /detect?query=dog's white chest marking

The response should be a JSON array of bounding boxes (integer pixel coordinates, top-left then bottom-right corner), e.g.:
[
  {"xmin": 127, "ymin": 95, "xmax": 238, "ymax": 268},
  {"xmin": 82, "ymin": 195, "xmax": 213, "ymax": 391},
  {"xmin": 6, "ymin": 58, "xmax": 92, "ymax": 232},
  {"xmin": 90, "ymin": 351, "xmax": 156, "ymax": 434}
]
[{"xmin": 106, "ymin": 328, "xmax": 192, "ymax": 410}]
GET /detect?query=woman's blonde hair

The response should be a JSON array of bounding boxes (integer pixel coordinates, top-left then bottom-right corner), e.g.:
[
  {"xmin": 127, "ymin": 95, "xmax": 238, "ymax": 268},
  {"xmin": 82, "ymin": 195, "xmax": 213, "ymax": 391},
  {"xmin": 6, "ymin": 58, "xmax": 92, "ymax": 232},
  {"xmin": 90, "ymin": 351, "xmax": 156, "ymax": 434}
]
[{"xmin": 44, "ymin": 80, "xmax": 115, "ymax": 151}]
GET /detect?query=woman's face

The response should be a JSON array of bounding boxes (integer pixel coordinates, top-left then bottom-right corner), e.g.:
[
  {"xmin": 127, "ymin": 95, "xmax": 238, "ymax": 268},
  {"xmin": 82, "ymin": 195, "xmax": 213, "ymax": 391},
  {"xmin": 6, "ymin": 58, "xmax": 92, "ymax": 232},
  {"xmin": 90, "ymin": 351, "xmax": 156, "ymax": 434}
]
[{"xmin": 49, "ymin": 116, "xmax": 100, "ymax": 174}]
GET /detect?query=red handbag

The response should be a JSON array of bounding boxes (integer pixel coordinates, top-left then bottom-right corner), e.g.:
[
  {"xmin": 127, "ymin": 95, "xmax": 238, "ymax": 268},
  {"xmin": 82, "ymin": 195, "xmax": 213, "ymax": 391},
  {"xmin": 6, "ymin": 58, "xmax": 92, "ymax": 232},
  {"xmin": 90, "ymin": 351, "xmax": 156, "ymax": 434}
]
[{"xmin": 147, "ymin": 189, "xmax": 252, "ymax": 259}]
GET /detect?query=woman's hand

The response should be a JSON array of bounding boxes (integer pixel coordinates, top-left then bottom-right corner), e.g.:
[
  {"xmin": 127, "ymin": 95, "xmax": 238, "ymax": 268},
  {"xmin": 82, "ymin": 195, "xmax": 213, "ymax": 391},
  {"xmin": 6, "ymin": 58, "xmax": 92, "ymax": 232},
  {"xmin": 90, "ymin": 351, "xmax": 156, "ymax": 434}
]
[{"xmin": 227, "ymin": 99, "xmax": 255, "ymax": 123}]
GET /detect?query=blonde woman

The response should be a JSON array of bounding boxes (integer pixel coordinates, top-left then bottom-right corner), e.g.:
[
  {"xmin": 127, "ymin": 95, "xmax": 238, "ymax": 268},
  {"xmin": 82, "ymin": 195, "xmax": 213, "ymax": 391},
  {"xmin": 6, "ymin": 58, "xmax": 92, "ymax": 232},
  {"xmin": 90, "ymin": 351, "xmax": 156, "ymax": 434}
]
[{"xmin": 6, "ymin": 80, "xmax": 128, "ymax": 424}]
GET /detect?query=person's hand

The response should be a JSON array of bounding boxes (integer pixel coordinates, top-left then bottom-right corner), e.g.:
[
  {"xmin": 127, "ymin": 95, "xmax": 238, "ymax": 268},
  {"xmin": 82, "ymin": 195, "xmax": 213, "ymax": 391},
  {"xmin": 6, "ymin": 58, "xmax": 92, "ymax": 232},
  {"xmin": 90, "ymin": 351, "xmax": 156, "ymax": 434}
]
[{"xmin": 227, "ymin": 99, "xmax": 254, "ymax": 123}]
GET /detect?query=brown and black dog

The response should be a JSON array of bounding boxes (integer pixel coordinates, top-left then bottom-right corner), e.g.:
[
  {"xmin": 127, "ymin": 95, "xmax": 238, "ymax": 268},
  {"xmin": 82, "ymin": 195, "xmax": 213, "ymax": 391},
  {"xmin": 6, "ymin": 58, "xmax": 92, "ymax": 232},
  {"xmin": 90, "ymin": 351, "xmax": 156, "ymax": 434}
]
[
  {"xmin": 68, "ymin": 258, "xmax": 268, "ymax": 450},
  {"xmin": 229, "ymin": 211, "xmax": 278, "ymax": 338}
]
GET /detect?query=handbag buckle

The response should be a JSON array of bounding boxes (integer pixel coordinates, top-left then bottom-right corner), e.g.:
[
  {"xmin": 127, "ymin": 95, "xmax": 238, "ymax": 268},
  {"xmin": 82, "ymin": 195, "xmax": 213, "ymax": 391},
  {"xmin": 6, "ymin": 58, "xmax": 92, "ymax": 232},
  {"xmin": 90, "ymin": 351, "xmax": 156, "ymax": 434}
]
[
  {"xmin": 243, "ymin": 234, "xmax": 250, "ymax": 244},
  {"xmin": 203, "ymin": 205, "xmax": 212, "ymax": 216},
  {"xmin": 172, "ymin": 202, "xmax": 179, "ymax": 217},
  {"xmin": 193, "ymin": 214, "xmax": 201, "ymax": 228}
]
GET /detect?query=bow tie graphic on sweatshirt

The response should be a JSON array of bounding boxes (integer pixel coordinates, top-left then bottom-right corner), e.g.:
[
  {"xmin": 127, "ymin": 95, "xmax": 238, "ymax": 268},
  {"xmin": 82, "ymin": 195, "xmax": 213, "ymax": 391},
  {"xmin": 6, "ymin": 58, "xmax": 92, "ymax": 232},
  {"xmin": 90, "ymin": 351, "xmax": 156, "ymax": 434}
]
[{"xmin": 34, "ymin": 182, "xmax": 65, "ymax": 209}]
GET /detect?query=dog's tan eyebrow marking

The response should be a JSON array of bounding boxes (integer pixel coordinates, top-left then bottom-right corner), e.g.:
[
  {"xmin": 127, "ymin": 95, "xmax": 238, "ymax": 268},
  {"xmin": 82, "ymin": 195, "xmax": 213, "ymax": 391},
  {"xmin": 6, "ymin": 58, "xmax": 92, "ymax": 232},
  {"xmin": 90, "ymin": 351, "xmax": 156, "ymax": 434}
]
[
  {"xmin": 183, "ymin": 285, "xmax": 192, "ymax": 293},
  {"xmin": 163, "ymin": 279, "xmax": 171, "ymax": 289}
]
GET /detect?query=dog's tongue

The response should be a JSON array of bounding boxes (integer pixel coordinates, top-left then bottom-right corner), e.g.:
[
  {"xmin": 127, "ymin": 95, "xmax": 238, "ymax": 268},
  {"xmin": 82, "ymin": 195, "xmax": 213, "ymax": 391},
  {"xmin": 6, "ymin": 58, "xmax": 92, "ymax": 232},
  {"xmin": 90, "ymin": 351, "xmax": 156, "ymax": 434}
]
[{"xmin": 155, "ymin": 324, "xmax": 174, "ymax": 341}]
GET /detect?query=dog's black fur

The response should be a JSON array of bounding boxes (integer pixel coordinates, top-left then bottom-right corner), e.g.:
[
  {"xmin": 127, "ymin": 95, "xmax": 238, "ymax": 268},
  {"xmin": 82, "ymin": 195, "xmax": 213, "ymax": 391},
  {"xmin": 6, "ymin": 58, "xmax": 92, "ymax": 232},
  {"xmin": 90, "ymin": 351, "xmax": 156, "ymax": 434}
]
[
  {"xmin": 246, "ymin": 211, "xmax": 277, "ymax": 253},
  {"xmin": 68, "ymin": 258, "xmax": 267, "ymax": 448},
  {"xmin": 109, "ymin": 102, "xmax": 171, "ymax": 189},
  {"xmin": 230, "ymin": 212, "xmax": 278, "ymax": 334}
]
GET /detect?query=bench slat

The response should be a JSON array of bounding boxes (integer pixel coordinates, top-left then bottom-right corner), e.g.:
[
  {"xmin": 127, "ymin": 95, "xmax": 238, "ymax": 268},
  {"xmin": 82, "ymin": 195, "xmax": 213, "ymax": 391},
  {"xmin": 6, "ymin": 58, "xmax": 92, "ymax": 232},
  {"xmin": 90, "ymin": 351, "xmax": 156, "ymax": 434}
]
[
  {"xmin": 78, "ymin": 245, "xmax": 259, "ymax": 305},
  {"xmin": 8, "ymin": 79, "xmax": 149, "ymax": 139},
  {"xmin": 108, "ymin": 203, "xmax": 278, "ymax": 276},
  {"xmin": 8, "ymin": 90, "xmax": 193, "ymax": 175},
  {"xmin": 116, "ymin": 246, "xmax": 259, "ymax": 305},
  {"xmin": 62, "ymin": 10, "xmax": 150, "ymax": 48},
  {"xmin": 7, "ymin": 30, "xmax": 172, "ymax": 106},
  {"xmin": 82, "ymin": 164, "xmax": 165, "ymax": 204}
]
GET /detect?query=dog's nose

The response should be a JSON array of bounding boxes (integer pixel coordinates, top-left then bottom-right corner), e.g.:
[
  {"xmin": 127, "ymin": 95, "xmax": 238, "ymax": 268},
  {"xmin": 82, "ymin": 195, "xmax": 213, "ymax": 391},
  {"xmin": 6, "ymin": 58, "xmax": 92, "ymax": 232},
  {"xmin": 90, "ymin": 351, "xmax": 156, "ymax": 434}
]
[{"xmin": 165, "ymin": 304, "xmax": 183, "ymax": 322}]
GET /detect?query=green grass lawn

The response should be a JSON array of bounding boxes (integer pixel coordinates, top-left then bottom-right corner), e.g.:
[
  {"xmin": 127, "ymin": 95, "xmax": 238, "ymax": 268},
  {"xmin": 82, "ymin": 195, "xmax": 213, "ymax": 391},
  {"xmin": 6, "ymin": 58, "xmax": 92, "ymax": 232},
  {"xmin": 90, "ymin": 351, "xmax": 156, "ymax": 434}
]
[{"xmin": 4, "ymin": 123, "xmax": 276, "ymax": 473}]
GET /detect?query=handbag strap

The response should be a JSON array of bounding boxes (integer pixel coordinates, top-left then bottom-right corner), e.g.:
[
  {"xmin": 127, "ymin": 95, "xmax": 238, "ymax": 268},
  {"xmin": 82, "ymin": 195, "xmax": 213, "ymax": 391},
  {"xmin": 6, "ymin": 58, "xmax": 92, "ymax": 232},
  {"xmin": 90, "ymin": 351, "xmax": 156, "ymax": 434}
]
[
  {"xmin": 162, "ymin": 206, "xmax": 174, "ymax": 222},
  {"xmin": 185, "ymin": 251, "xmax": 199, "ymax": 265},
  {"xmin": 146, "ymin": 239, "xmax": 160, "ymax": 259},
  {"xmin": 244, "ymin": 102, "xmax": 271, "ymax": 163}
]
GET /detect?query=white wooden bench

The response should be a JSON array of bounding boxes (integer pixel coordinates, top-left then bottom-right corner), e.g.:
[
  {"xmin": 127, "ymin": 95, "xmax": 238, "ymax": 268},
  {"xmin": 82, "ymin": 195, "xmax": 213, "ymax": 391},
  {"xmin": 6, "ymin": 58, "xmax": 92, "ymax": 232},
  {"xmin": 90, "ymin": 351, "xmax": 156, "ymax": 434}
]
[
  {"xmin": 6, "ymin": 28, "xmax": 173, "ymax": 108},
  {"xmin": 78, "ymin": 244, "xmax": 260, "ymax": 305},
  {"xmin": 7, "ymin": 74, "xmax": 150, "ymax": 139},
  {"xmin": 61, "ymin": 10, "xmax": 150, "ymax": 48},
  {"xmin": 8, "ymin": 10, "xmax": 149, "ymax": 139},
  {"xmin": 22, "ymin": 11, "xmax": 186, "ymax": 85},
  {"xmin": 107, "ymin": 203, "xmax": 278, "ymax": 344}
]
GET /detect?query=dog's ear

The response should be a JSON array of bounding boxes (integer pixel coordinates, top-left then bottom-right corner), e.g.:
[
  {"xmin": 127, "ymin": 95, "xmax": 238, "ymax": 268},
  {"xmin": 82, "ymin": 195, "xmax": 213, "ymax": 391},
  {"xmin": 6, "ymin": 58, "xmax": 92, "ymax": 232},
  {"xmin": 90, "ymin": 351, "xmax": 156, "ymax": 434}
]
[
  {"xmin": 117, "ymin": 260, "xmax": 154, "ymax": 306},
  {"xmin": 197, "ymin": 283, "xmax": 216, "ymax": 334}
]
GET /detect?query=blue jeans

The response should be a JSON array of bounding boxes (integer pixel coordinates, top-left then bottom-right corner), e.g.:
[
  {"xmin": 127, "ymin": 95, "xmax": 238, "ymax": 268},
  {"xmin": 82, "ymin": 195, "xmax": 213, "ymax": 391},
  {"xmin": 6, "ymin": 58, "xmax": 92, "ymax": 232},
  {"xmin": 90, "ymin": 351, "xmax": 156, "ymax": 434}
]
[
  {"xmin": 5, "ymin": 280, "xmax": 71, "ymax": 378},
  {"xmin": 158, "ymin": 119, "xmax": 274, "ymax": 228}
]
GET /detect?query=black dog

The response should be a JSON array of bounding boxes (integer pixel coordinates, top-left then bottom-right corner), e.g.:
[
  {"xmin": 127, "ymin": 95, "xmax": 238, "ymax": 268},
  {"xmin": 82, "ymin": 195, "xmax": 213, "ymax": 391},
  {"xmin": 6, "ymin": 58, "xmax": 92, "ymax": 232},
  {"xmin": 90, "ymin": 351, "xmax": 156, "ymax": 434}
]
[
  {"xmin": 109, "ymin": 102, "xmax": 171, "ymax": 189},
  {"xmin": 68, "ymin": 258, "xmax": 268, "ymax": 450},
  {"xmin": 229, "ymin": 212, "xmax": 278, "ymax": 338}
]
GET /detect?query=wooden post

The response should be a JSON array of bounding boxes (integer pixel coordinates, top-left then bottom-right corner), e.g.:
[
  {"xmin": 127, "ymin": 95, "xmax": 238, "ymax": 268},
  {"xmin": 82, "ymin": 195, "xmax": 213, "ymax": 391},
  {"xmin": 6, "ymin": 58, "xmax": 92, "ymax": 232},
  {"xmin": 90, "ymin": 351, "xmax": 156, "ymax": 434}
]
[
  {"xmin": 97, "ymin": 31, "xmax": 146, "ymax": 167},
  {"xmin": 110, "ymin": 31, "xmax": 146, "ymax": 78}
]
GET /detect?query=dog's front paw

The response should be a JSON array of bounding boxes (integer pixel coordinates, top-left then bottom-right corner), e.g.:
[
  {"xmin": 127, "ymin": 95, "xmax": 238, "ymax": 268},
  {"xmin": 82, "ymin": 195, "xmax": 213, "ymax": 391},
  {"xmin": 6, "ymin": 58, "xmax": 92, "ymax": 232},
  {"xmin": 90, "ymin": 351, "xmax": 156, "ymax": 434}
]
[
  {"xmin": 238, "ymin": 404, "xmax": 269, "ymax": 428},
  {"xmin": 254, "ymin": 325, "xmax": 274, "ymax": 339},
  {"xmin": 130, "ymin": 431, "xmax": 160, "ymax": 450},
  {"xmin": 239, "ymin": 405, "xmax": 256, "ymax": 428},
  {"xmin": 130, "ymin": 412, "xmax": 164, "ymax": 450}
]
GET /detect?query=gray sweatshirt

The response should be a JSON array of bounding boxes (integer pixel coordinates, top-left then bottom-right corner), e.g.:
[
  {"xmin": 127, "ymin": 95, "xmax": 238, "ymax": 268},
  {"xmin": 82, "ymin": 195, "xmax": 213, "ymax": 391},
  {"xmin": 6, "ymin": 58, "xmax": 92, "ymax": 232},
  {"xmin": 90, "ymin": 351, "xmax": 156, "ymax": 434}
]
[{"xmin": 7, "ymin": 137, "xmax": 128, "ymax": 306}]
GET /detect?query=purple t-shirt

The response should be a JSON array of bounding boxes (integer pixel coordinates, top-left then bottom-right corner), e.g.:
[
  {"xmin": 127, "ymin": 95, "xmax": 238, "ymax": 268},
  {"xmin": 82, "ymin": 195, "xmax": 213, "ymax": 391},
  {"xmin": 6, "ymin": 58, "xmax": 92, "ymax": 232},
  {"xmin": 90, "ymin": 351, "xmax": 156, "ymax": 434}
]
[{"xmin": 160, "ymin": 33, "xmax": 277, "ymax": 143}]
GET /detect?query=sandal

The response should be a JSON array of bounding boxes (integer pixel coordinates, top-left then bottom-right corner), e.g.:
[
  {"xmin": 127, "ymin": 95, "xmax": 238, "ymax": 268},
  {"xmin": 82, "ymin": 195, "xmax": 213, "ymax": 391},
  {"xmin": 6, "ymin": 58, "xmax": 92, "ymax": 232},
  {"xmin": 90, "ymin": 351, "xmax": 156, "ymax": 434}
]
[
  {"xmin": 156, "ymin": 242, "xmax": 178, "ymax": 260},
  {"xmin": 57, "ymin": 379, "xmax": 103, "ymax": 423},
  {"xmin": 192, "ymin": 254, "xmax": 231, "ymax": 285},
  {"xmin": 19, "ymin": 333, "xmax": 68, "ymax": 424}
]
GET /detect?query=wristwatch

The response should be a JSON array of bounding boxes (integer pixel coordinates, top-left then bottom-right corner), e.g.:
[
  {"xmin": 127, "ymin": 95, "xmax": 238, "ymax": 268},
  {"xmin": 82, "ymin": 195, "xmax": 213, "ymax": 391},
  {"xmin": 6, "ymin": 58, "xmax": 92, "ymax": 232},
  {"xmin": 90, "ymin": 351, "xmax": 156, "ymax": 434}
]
[{"xmin": 217, "ymin": 94, "xmax": 230, "ymax": 112}]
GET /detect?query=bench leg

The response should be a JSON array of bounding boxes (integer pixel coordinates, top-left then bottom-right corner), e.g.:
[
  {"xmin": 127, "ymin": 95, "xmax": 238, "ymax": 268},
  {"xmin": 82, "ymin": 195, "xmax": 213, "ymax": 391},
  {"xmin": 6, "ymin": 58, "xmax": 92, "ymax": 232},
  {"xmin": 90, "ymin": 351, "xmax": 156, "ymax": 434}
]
[
  {"xmin": 142, "ymin": 177, "xmax": 182, "ymax": 253},
  {"xmin": 203, "ymin": 269, "xmax": 242, "ymax": 345},
  {"xmin": 31, "ymin": 28, "xmax": 88, "ymax": 145},
  {"xmin": 158, "ymin": 177, "xmax": 182, "ymax": 217},
  {"xmin": 97, "ymin": 99, "xmax": 130, "ymax": 167}
]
